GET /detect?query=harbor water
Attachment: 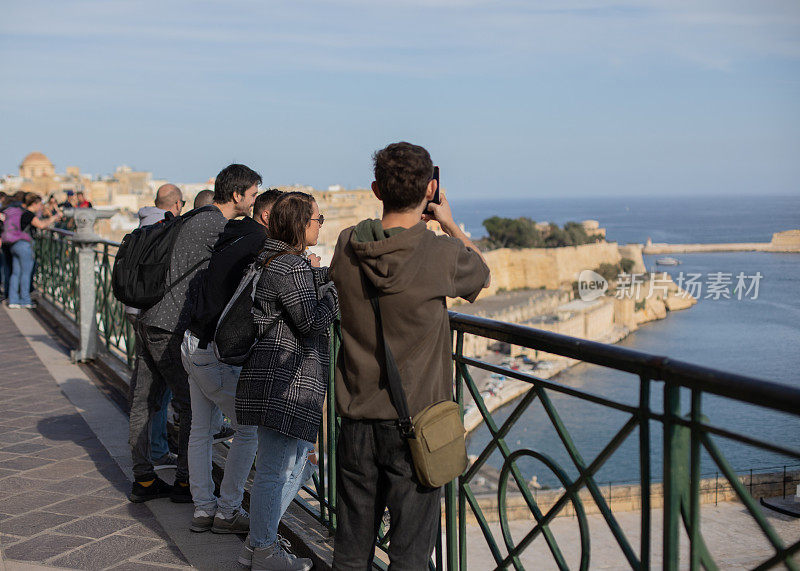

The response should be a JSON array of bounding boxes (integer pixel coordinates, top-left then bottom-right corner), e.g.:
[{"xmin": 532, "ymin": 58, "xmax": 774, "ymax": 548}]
[{"xmin": 456, "ymin": 194, "xmax": 800, "ymax": 488}]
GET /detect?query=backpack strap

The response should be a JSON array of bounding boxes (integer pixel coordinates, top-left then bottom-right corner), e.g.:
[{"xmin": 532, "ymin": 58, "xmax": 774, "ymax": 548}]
[{"xmin": 160, "ymin": 205, "xmax": 223, "ymax": 297}]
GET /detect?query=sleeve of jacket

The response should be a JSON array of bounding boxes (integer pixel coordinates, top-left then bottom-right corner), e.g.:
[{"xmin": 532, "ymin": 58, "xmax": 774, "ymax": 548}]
[{"xmin": 277, "ymin": 262, "xmax": 339, "ymax": 337}]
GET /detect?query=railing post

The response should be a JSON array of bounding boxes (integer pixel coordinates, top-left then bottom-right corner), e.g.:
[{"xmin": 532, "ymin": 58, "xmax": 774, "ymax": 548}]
[
  {"xmin": 64, "ymin": 208, "xmax": 116, "ymax": 363},
  {"xmin": 663, "ymin": 382, "xmax": 681, "ymax": 571}
]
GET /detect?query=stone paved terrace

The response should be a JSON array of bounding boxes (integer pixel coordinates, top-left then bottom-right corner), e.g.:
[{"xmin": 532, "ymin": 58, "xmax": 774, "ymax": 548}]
[{"xmin": 0, "ymin": 305, "xmax": 245, "ymax": 570}]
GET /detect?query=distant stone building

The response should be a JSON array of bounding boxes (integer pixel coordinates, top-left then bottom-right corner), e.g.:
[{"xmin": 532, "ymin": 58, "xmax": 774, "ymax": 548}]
[
  {"xmin": 112, "ymin": 165, "xmax": 152, "ymax": 195},
  {"xmin": 19, "ymin": 152, "xmax": 55, "ymax": 179}
]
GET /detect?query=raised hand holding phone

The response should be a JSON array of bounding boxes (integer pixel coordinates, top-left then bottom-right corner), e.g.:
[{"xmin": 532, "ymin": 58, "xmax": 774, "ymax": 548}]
[{"xmin": 423, "ymin": 166, "xmax": 440, "ymax": 216}]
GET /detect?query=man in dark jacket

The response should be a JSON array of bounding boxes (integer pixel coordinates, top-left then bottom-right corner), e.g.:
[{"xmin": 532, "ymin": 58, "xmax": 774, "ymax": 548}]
[
  {"xmin": 128, "ymin": 165, "xmax": 259, "ymax": 505},
  {"xmin": 330, "ymin": 142, "xmax": 490, "ymax": 569},
  {"xmin": 180, "ymin": 188, "xmax": 282, "ymax": 535}
]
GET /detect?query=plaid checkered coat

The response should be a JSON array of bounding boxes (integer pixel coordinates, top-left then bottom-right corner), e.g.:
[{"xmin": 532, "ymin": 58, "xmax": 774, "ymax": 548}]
[{"xmin": 236, "ymin": 239, "xmax": 339, "ymax": 443}]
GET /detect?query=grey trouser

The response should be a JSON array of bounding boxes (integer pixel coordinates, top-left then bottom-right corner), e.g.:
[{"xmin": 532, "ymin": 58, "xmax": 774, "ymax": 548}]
[
  {"xmin": 128, "ymin": 322, "xmax": 192, "ymax": 482},
  {"xmin": 332, "ymin": 418, "xmax": 442, "ymax": 570}
]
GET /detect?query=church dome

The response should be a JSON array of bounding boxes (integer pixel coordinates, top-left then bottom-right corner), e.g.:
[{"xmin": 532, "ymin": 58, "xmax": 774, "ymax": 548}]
[{"xmin": 19, "ymin": 151, "xmax": 55, "ymax": 178}]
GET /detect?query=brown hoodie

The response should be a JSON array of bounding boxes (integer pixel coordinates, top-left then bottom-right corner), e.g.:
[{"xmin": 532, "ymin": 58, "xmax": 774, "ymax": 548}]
[{"xmin": 331, "ymin": 219, "xmax": 490, "ymax": 420}]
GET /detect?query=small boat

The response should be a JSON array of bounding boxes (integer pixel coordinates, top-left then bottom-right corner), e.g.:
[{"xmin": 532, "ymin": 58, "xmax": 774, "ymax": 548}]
[{"xmin": 656, "ymin": 257, "xmax": 681, "ymax": 266}]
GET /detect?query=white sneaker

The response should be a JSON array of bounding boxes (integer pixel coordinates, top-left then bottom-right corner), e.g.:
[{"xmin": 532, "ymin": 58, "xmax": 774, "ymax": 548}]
[
  {"xmin": 7, "ymin": 303, "xmax": 22, "ymax": 309},
  {"xmin": 252, "ymin": 541, "xmax": 312, "ymax": 571}
]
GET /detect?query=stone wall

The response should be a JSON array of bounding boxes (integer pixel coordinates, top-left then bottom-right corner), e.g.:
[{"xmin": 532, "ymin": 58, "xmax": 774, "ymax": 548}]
[
  {"xmin": 481, "ymin": 242, "xmax": 624, "ymax": 297},
  {"xmin": 456, "ymin": 290, "xmax": 570, "ymax": 357},
  {"xmin": 312, "ymin": 189, "xmax": 382, "ymax": 247},
  {"xmin": 464, "ymin": 470, "xmax": 800, "ymax": 523},
  {"xmin": 617, "ymin": 243, "xmax": 647, "ymax": 273},
  {"xmin": 771, "ymin": 229, "xmax": 800, "ymax": 252}
]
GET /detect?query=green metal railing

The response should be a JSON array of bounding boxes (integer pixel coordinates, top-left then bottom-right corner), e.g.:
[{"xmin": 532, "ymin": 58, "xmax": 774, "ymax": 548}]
[
  {"xmin": 33, "ymin": 228, "xmax": 80, "ymax": 319},
  {"xmin": 33, "ymin": 229, "xmax": 800, "ymax": 570},
  {"xmin": 34, "ymin": 229, "xmax": 136, "ymax": 367}
]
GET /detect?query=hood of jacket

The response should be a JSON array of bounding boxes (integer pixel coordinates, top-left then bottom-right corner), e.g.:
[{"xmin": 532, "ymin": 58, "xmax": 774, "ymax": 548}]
[
  {"xmin": 214, "ymin": 216, "xmax": 266, "ymax": 254},
  {"xmin": 137, "ymin": 206, "xmax": 168, "ymax": 227},
  {"xmin": 348, "ymin": 219, "xmax": 428, "ymax": 295}
]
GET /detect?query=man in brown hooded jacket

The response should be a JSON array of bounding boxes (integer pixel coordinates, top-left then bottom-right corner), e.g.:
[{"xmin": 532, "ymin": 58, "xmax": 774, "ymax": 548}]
[{"xmin": 331, "ymin": 142, "xmax": 490, "ymax": 569}]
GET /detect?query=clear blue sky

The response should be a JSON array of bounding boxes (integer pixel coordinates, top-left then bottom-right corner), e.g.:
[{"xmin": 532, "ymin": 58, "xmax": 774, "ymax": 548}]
[{"xmin": 1, "ymin": 1, "xmax": 799, "ymax": 198}]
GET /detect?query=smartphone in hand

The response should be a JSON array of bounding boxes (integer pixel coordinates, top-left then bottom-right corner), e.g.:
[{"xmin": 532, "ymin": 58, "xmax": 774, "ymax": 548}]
[{"xmin": 423, "ymin": 166, "xmax": 440, "ymax": 216}]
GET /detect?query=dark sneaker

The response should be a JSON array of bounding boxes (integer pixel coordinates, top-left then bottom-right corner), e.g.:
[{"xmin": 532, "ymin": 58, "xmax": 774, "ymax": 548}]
[
  {"xmin": 129, "ymin": 476, "xmax": 172, "ymax": 503},
  {"xmin": 170, "ymin": 480, "xmax": 192, "ymax": 503},
  {"xmin": 238, "ymin": 534, "xmax": 254, "ymax": 567},
  {"xmin": 238, "ymin": 534, "xmax": 294, "ymax": 568},
  {"xmin": 252, "ymin": 542, "xmax": 312, "ymax": 571},
  {"xmin": 212, "ymin": 425, "xmax": 235, "ymax": 443},
  {"xmin": 152, "ymin": 452, "xmax": 178, "ymax": 470},
  {"xmin": 190, "ymin": 508, "xmax": 215, "ymax": 533},
  {"xmin": 211, "ymin": 508, "xmax": 249, "ymax": 534}
]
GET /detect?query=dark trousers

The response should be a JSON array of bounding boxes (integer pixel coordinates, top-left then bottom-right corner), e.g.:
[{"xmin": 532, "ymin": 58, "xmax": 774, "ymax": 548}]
[
  {"xmin": 128, "ymin": 322, "xmax": 191, "ymax": 482},
  {"xmin": 1, "ymin": 243, "xmax": 12, "ymax": 299},
  {"xmin": 333, "ymin": 418, "xmax": 441, "ymax": 571}
]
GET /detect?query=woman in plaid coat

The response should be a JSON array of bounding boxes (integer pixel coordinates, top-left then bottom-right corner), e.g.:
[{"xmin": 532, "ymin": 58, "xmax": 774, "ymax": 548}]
[{"xmin": 236, "ymin": 192, "xmax": 338, "ymax": 570}]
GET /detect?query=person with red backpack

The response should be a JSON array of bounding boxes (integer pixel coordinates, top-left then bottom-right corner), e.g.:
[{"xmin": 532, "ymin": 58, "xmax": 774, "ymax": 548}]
[{"xmin": 2, "ymin": 193, "xmax": 62, "ymax": 309}]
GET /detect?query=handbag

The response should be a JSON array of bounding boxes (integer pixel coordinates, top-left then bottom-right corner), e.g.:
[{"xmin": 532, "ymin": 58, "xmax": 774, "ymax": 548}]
[{"xmin": 364, "ymin": 274, "xmax": 469, "ymax": 488}]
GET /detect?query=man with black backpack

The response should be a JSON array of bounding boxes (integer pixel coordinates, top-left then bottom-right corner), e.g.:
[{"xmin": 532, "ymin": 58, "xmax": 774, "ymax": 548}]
[
  {"xmin": 180, "ymin": 189, "xmax": 281, "ymax": 534},
  {"xmin": 125, "ymin": 184, "xmax": 185, "ymax": 472},
  {"xmin": 126, "ymin": 165, "xmax": 260, "ymax": 504}
]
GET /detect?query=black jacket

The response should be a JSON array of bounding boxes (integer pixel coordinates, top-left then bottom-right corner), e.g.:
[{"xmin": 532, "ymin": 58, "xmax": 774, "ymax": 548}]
[{"xmin": 189, "ymin": 216, "xmax": 269, "ymax": 344}]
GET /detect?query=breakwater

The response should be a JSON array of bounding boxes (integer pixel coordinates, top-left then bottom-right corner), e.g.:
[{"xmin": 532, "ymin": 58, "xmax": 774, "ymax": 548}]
[{"xmin": 642, "ymin": 229, "xmax": 800, "ymax": 255}]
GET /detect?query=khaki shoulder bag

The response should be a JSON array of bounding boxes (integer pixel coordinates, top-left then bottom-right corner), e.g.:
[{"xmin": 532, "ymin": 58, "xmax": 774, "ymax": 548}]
[{"xmin": 364, "ymin": 275, "xmax": 468, "ymax": 488}]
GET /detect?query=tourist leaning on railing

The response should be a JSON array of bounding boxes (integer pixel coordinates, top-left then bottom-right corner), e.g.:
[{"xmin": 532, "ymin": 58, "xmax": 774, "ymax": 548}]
[
  {"xmin": 180, "ymin": 187, "xmax": 280, "ymax": 537},
  {"xmin": 2, "ymin": 192, "xmax": 62, "ymax": 309},
  {"xmin": 235, "ymin": 191, "xmax": 337, "ymax": 571},
  {"xmin": 126, "ymin": 185, "xmax": 185, "ymax": 473},
  {"xmin": 127, "ymin": 168, "xmax": 259, "ymax": 506}
]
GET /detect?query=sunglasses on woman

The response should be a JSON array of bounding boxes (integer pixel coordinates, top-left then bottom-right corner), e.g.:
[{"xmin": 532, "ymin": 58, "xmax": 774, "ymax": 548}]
[{"xmin": 310, "ymin": 214, "xmax": 324, "ymax": 226}]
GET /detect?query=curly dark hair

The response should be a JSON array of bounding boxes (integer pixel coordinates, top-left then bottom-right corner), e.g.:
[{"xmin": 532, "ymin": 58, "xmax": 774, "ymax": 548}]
[
  {"xmin": 372, "ymin": 142, "xmax": 434, "ymax": 213},
  {"xmin": 267, "ymin": 191, "xmax": 315, "ymax": 253}
]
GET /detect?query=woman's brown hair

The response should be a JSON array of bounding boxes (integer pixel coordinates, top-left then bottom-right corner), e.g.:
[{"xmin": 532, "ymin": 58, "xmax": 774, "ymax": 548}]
[{"xmin": 267, "ymin": 191, "xmax": 316, "ymax": 254}]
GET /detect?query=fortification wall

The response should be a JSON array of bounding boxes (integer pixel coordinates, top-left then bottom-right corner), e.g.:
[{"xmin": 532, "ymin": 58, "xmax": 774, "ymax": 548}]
[
  {"xmin": 481, "ymin": 242, "xmax": 623, "ymax": 297},
  {"xmin": 771, "ymin": 229, "xmax": 800, "ymax": 252}
]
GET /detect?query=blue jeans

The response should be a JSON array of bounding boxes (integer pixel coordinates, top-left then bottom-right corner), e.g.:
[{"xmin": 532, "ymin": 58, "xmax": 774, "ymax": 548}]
[
  {"xmin": 181, "ymin": 331, "xmax": 259, "ymax": 517},
  {"xmin": 251, "ymin": 427, "xmax": 315, "ymax": 548},
  {"xmin": 8, "ymin": 240, "xmax": 34, "ymax": 306},
  {"xmin": 150, "ymin": 389, "xmax": 172, "ymax": 460}
]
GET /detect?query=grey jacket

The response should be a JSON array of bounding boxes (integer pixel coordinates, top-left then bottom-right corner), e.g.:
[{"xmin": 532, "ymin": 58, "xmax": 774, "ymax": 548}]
[
  {"xmin": 235, "ymin": 238, "xmax": 339, "ymax": 443},
  {"xmin": 140, "ymin": 206, "xmax": 227, "ymax": 333}
]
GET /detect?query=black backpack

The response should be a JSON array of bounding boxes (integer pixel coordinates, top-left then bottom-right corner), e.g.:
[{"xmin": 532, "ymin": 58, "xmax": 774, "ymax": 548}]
[
  {"xmin": 112, "ymin": 206, "xmax": 215, "ymax": 310},
  {"xmin": 214, "ymin": 252, "xmax": 287, "ymax": 365}
]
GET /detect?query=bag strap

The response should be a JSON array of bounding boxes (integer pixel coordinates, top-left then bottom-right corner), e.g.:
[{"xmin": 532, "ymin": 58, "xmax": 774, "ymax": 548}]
[
  {"xmin": 164, "ymin": 257, "xmax": 208, "ymax": 295},
  {"xmin": 361, "ymin": 271, "xmax": 416, "ymax": 438},
  {"xmin": 262, "ymin": 251, "xmax": 290, "ymax": 269},
  {"xmin": 156, "ymin": 205, "xmax": 220, "ymax": 296}
]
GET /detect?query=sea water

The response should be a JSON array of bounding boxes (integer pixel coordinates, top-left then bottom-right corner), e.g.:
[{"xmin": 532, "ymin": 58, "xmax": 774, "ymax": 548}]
[{"xmin": 456, "ymin": 194, "xmax": 800, "ymax": 487}]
